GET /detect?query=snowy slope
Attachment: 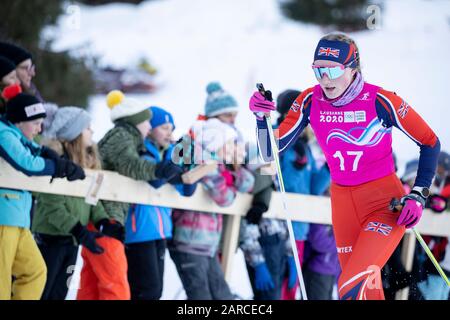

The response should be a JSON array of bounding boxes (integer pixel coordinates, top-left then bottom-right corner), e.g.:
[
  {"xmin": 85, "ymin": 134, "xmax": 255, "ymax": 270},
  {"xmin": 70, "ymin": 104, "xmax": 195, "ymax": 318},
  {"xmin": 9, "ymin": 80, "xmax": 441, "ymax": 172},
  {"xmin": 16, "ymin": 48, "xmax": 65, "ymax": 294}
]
[{"xmin": 50, "ymin": 0, "xmax": 450, "ymax": 300}]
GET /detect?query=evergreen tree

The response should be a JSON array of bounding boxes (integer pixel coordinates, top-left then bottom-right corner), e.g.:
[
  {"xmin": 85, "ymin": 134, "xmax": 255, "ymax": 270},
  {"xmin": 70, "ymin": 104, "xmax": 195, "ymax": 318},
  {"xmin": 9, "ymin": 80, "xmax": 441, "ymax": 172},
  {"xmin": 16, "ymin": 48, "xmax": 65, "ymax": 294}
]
[{"xmin": 0, "ymin": 0, "xmax": 94, "ymax": 107}]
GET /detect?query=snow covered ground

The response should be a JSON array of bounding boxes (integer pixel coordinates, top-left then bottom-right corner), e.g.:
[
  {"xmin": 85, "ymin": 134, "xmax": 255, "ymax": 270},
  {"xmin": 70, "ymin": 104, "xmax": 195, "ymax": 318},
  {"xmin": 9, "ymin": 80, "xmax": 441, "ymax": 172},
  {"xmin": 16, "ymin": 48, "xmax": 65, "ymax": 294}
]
[{"xmin": 51, "ymin": 0, "xmax": 450, "ymax": 299}]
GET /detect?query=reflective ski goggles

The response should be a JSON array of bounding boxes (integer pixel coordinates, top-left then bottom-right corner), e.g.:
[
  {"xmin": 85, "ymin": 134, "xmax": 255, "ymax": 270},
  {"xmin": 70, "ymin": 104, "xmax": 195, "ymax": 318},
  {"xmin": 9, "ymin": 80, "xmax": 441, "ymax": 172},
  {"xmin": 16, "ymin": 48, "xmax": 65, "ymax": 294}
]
[
  {"xmin": 312, "ymin": 65, "xmax": 345, "ymax": 80},
  {"xmin": 312, "ymin": 59, "xmax": 356, "ymax": 80}
]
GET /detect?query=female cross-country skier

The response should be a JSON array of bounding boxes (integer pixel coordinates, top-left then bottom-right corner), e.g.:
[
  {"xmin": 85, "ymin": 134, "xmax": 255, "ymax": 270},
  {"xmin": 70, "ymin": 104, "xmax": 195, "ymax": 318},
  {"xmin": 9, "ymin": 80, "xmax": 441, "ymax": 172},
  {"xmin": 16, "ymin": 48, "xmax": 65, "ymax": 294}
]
[{"xmin": 249, "ymin": 33, "xmax": 440, "ymax": 300}]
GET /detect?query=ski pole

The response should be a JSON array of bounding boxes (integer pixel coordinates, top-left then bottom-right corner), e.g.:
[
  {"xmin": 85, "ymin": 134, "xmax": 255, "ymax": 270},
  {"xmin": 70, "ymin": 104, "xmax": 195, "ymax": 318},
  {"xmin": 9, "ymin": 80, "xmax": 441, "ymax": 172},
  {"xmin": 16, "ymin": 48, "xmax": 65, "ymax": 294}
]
[
  {"xmin": 256, "ymin": 83, "xmax": 308, "ymax": 300},
  {"xmin": 390, "ymin": 198, "xmax": 450, "ymax": 287}
]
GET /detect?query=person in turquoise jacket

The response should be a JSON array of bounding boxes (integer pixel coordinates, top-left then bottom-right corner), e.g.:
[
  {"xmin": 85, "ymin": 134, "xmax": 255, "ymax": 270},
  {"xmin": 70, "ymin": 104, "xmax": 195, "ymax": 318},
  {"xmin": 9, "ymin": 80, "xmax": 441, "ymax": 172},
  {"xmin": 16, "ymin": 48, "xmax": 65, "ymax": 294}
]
[
  {"xmin": 125, "ymin": 106, "xmax": 197, "ymax": 300},
  {"xmin": 0, "ymin": 84, "xmax": 84, "ymax": 300}
]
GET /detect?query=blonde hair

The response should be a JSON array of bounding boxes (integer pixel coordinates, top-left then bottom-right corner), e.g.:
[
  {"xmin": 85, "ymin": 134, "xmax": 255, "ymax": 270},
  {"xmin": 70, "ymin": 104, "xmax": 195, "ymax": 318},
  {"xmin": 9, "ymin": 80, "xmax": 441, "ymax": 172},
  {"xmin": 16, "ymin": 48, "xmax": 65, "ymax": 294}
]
[
  {"xmin": 321, "ymin": 33, "xmax": 361, "ymax": 73},
  {"xmin": 63, "ymin": 135, "xmax": 102, "ymax": 170}
]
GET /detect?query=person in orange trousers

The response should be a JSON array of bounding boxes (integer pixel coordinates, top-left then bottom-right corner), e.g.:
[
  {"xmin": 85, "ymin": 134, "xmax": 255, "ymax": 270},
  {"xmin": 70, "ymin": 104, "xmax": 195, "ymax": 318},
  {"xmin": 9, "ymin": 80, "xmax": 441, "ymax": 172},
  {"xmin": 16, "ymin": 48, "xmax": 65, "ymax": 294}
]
[{"xmin": 77, "ymin": 223, "xmax": 130, "ymax": 300}]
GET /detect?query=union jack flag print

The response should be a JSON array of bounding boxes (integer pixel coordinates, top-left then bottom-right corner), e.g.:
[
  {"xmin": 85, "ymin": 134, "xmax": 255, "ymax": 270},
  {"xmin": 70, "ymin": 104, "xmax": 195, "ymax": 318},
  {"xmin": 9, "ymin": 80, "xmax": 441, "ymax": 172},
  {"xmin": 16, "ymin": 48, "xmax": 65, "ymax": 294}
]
[
  {"xmin": 364, "ymin": 222, "xmax": 393, "ymax": 236},
  {"xmin": 318, "ymin": 47, "xmax": 340, "ymax": 58}
]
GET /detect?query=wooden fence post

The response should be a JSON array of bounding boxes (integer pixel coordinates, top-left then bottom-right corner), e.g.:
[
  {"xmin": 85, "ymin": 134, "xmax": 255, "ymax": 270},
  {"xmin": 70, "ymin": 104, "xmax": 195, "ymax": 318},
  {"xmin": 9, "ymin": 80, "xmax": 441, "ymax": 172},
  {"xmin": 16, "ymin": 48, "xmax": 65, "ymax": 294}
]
[
  {"xmin": 221, "ymin": 214, "xmax": 242, "ymax": 282},
  {"xmin": 396, "ymin": 232, "xmax": 416, "ymax": 300}
]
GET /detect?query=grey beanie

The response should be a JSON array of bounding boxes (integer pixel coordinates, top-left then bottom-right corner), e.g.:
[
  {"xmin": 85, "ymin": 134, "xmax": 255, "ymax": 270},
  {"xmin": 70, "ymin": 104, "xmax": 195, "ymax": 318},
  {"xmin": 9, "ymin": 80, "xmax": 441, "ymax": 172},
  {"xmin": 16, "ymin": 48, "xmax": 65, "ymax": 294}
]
[{"xmin": 44, "ymin": 106, "xmax": 91, "ymax": 141}]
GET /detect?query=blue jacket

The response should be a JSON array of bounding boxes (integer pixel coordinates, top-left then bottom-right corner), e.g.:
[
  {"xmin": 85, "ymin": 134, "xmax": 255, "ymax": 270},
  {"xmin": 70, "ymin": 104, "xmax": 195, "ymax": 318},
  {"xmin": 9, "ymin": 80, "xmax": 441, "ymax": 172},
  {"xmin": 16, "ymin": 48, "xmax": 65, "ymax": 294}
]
[
  {"xmin": 124, "ymin": 139, "xmax": 196, "ymax": 244},
  {"xmin": 280, "ymin": 142, "xmax": 330, "ymax": 240},
  {"xmin": 0, "ymin": 118, "xmax": 55, "ymax": 228}
]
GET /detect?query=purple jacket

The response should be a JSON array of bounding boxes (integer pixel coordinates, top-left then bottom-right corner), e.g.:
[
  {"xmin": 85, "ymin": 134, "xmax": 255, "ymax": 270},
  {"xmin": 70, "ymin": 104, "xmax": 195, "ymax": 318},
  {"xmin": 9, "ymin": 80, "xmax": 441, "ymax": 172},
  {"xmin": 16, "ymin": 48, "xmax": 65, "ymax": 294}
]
[{"xmin": 303, "ymin": 224, "xmax": 341, "ymax": 277}]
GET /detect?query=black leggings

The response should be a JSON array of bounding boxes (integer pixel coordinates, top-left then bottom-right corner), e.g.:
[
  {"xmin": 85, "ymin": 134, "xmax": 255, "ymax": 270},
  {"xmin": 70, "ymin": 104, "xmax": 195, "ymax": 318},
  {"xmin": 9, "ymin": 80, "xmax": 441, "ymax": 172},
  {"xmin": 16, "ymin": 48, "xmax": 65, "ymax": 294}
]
[
  {"xmin": 125, "ymin": 239, "xmax": 166, "ymax": 300},
  {"xmin": 36, "ymin": 234, "xmax": 78, "ymax": 300}
]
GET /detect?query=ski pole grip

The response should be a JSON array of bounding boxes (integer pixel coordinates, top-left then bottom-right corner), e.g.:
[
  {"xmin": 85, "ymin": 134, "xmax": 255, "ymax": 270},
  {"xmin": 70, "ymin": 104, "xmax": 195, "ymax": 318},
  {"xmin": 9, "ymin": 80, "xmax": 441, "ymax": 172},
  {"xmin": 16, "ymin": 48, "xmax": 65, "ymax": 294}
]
[
  {"xmin": 256, "ymin": 83, "xmax": 273, "ymax": 102},
  {"xmin": 389, "ymin": 198, "xmax": 403, "ymax": 213}
]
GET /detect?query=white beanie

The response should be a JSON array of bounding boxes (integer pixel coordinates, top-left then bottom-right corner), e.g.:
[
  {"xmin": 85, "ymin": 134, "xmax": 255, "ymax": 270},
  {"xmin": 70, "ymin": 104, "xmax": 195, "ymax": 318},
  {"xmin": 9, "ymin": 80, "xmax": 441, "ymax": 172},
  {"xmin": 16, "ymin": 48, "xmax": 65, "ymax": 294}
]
[
  {"xmin": 194, "ymin": 118, "xmax": 238, "ymax": 153},
  {"xmin": 106, "ymin": 90, "xmax": 150, "ymax": 123}
]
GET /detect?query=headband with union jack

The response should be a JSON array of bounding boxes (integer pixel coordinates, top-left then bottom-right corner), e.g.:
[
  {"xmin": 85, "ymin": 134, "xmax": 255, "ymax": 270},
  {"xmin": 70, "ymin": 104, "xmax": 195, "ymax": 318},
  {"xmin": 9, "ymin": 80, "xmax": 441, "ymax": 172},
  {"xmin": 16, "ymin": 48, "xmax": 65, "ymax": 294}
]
[{"xmin": 314, "ymin": 39, "xmax": 358, "ymax": 68}]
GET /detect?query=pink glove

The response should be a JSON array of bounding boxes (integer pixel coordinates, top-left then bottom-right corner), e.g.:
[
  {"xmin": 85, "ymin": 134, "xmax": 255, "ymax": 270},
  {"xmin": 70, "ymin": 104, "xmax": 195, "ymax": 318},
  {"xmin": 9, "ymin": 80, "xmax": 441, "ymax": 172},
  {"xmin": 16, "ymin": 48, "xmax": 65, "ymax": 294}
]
[
  {"xmin": 221, "ymin": 169, "xmax": 235, "ymax": 187},
  {"xmin": 397, "ymin": 193, "xmax": 425, "ymax": 228},
  {"xmin": 249, "ymin": 92, "xmax": 276, "ymax": 117}
]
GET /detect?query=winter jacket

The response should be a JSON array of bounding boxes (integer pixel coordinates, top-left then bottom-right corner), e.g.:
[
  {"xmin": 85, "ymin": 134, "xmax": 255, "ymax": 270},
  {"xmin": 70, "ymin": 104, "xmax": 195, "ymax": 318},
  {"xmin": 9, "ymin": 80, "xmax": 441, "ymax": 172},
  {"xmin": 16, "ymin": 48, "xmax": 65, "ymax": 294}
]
[
  {"xmin": 170, "ymin": 164, "xmax": 255, "ymax": 257},
  {"xmin": 0, "ymin": 84, "xmax": 6, "ymax": 115},
  {"xmin": 239, "ymin": 170, "xmax": 292, "ymax": 267},
  {"xmin": 98, "ymin": 121, "xmax": 158, "ymax": 225},
  {"xmin": 303, "ymin": 224, "xmax": 340, "ymax": 276},
  {"xmin": 31, "ymin": 139, "xmax": 109, "ymax": 242},
  {"xmin": 0, "ymin": 117, "xmax": 55, "ymax": 228},
  {"xmin": 280, "ymin": 141, "xmax": 330, "ymax": 196},
  {"xmin": 125, "ymin": 139, "xmax": 197, "ymax": 244},
  {"xmin": 280, "ymin": 140, "xmax": 331, "ymax": 240}
]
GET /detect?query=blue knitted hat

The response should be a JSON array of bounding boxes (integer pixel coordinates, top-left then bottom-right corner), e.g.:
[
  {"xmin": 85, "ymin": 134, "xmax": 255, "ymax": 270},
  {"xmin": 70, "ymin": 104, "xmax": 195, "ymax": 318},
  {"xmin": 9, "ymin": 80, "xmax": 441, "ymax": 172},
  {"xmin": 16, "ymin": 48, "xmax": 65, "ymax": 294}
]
[
  {"xmin": 204, "ymin": 82, "xmax": 238, "ymax": 117},
  {"xmin": 149, "ymin": 106, "xmax": 175, "ymax": 130}
]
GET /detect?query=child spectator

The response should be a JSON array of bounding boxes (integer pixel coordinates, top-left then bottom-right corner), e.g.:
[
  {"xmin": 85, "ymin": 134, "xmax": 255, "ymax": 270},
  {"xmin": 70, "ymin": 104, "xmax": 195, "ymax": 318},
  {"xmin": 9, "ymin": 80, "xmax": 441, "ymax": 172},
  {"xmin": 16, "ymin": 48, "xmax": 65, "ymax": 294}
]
[
  {"xmin": 125, "ymin": 106, "xmax": 197, "ymax": 300},
  {"xmin": 0, "ymin": 85, "xmax": 84, "ymax": 300},
  {"xmin": 169, "ymin": 116, "xmax": 254, "ymax": 300},
  {"xmin": 32, "ymin": 106, "xmax": 111, "ymax": 300},
  {"xmin": 76, "ymin": 91, "xmax": 183, "ymax": 300},
  {"xmin": 239, "ymin": 153, "xmax": 296, "ymax": 300}
]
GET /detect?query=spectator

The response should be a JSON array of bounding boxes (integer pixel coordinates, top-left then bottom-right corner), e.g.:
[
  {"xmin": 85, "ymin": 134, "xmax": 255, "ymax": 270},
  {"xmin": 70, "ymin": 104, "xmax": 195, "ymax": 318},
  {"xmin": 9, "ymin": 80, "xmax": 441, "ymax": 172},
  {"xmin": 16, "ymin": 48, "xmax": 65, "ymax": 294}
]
[
  {"xmin": 0, "ymin": 56, "xmax": 19, "ymax": 114},
  {"xmin": 125, "ymin": 106, "xmax": 197, "ymax": 300},
  {"xmin": 0, "ymin": 42, "xmax": 42, "ymax": 101},
  {"xmin": 240, "ymin": 147, "xmax": 295, "ymax": 300},
  {"xmin": 303, "ymin": 222, "xmax": 340, "ymax": 300},
  {"xmin": 169, "ymin": 115, "xmax": 254, "ymax": 300},
  {"xmin": 76, "ymin": 90, "xmax": 183, "ymax": 300},
  {"xmin": 32, "ymin": 106, "xmax": 109, "ymax": 300},
  {"xmin": 0, "ymin": 85, "xmax": 84, "ymax": 300}
]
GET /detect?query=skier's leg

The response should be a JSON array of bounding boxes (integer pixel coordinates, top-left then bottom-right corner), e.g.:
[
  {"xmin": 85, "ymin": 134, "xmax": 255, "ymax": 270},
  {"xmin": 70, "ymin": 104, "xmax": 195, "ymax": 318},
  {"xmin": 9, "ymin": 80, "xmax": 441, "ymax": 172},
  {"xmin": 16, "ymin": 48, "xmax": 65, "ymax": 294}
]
[
  {"xmin": 337, "ymin": 173, "xmax": 406, "ymax": 300},
  {"xmin": 337, "ymin": 216, "xmax": 405, "ymax": 300},
  {"xmin": 330, "ymin": 183, "xmax": 361, "ymax": 273}
]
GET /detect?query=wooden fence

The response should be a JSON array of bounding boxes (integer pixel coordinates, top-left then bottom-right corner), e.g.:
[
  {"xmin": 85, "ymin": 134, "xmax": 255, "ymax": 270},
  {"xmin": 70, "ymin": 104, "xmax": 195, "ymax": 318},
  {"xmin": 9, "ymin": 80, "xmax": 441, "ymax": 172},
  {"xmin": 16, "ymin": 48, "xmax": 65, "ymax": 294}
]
[{"xmin": 1, "ymin": 158, "xmax": 449, "ymax": 299}]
